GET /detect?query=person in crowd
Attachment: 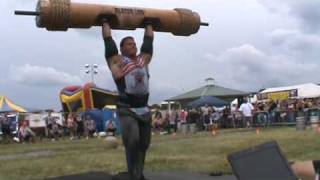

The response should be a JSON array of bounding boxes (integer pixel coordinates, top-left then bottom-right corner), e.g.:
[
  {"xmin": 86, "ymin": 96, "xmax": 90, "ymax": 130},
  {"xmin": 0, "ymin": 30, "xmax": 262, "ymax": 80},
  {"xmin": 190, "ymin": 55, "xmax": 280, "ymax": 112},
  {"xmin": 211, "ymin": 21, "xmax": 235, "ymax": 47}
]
[
  {"xmin": 230, "ymin": 104, "xmax": 238, "ymax": 128},
  {"xmin": 106, "ymin": 120, "xmax": 117, "ymax": 137},
  {"xmin": 256, "ymin": 102, "xmax": 267, "ymax": 127},
  {"xmin": 67, "ymin": 113, "xmax": 76, "ymax": 140},
  {"xmin": 179, "ymin": 109, "xmax": 188, "ymax": 133},
  {"xmin": 153, "ymin": 108, "xmax": 163, "ymax": 133},
  {"xmin": 1, "ymin": 113, "xmax": 12, "ymax": 143},
  {"xmin": 50, "ymin": 119, "xmax": 62, "ymax": 141},
  {"xmin": 211, "ymin": 109, "xmax": 220, "ymax": 132},
  {"xmin": 168, "ymin": 108, "xmax": 178, "ymax": 134},
  {"xmin": 267, "ymin": 100, "xmax": 277, "ymax": 125},
  {"xmin": 44, "ymin": 111, "xmax": 55, "ymax": 139},
  {"xmin": 19, "ymin": 121, "xmax": 35, "ymax": 143},
  {"xmin": 239, "ymin": 99, "xmax": 254, "ymax": 128},
  {"xmin": 287, "ymin": 101, "xmax": 295, "ymax": 122},
  {"xmin": 196, "ymin": 107, "xmax": 204, "ymax": 130},
  {"xmin": 84, "ymin": 115, "xmax": 96, "ymax": 139},
  {"xmin": 76, "ymin": 113, "xmax": 84, "ymax": 139},
  {"xmin": 222, "ymin": 107, "xmax": 231, "ymax": 128},
  {"xmin": 201, "ymin": 104, "xmax": 210, "ymax": 130}
]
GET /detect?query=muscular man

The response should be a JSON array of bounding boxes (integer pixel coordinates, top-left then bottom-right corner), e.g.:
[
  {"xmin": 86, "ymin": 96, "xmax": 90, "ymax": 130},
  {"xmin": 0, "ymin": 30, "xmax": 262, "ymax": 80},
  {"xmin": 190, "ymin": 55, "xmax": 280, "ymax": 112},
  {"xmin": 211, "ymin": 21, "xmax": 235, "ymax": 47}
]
[{"xmin": 101, "ymin": 18, "xmax": 154, "ymax": 180}]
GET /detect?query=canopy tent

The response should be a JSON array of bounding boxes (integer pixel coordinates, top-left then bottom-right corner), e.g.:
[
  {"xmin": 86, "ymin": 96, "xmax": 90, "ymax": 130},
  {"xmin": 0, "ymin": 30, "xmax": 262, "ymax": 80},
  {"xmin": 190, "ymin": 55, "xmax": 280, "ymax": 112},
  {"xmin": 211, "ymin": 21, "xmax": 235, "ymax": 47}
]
[
  {"xmin": 166, "ymin": 79, "xmax": 249, "ymax": 106},
  {"xmin": 187, "ymin": 96, "xmax": 229, "ymax": 108},
  {"xmin": 0, "ymin": 95, "xmax": 27, "ymax": 113},
  {"xmin": 258, "ymin": 83, "xmax": 320, "ymax": 101}
]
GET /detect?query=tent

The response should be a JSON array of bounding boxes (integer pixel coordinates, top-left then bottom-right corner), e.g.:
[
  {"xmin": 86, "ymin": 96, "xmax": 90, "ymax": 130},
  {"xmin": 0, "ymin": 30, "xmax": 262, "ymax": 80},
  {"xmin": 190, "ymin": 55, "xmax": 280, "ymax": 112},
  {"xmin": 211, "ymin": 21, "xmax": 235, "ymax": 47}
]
[
  {"xmin": 0, "ymin": 95, "xmax": 27, "ymax": 113},
  {"xmin": 258, "ymin": 83, "xmax": 320, "ymax": 101},
  {"xmin": 187, "ymin": 96, "xmax": 229, "ymax": 108},
  {"xmin": 166, "ymin": 79, "xmax": 249, "ymax": 106}
]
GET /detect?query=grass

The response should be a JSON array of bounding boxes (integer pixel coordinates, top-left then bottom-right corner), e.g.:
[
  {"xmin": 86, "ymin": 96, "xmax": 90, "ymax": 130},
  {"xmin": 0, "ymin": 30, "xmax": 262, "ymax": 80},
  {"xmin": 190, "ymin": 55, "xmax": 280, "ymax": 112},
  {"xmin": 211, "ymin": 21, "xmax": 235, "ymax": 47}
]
[{"xmin": 0, "ymin": 127, "xmax": 319, "ymax": 180}]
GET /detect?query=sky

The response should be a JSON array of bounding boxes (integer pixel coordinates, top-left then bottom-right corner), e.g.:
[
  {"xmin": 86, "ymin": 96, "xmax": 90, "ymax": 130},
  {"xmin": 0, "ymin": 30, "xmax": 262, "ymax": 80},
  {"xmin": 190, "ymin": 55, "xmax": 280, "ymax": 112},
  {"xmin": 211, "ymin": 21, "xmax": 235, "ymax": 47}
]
[{"xmin": 0, "ymin": 0, "xmax": 319, "ymax": 110}]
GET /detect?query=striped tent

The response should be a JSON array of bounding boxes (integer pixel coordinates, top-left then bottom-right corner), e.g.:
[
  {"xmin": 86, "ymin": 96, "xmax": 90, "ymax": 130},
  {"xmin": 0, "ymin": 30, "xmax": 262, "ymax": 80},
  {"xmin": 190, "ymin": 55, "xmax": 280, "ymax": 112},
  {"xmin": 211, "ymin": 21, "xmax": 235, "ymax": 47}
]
[{"xmin": 0, "ymin": 95, "xmax": 27, "ymax": 113}]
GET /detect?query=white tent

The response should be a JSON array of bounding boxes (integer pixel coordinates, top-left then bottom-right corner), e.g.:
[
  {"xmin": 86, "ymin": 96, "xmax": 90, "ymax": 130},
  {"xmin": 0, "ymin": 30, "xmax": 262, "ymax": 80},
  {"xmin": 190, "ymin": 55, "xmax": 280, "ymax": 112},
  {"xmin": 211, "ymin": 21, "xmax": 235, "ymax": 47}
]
[{"xmin": 260, "ymin": 83, "xmax": 320, "ymax": 99}]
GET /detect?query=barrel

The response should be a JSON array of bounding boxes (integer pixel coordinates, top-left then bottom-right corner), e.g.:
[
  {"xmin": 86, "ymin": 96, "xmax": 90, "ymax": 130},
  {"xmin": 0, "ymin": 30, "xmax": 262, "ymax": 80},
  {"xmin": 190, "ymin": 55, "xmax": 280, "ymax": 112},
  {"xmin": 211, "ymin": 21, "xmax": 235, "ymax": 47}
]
[
  {"xmin": 310, "ymin": 109, "xmax": 320, "ymax": 129},
  {"xmin": 296, "ymin": 116, "xmax": 306, "ymax": 131},
  {"xmin": 181, "ymin": 123, "xmax": 188, "ymax": 134},
  {"xmin": 189, "ymin": 123, "xmax": 197, "ymax": 134}
]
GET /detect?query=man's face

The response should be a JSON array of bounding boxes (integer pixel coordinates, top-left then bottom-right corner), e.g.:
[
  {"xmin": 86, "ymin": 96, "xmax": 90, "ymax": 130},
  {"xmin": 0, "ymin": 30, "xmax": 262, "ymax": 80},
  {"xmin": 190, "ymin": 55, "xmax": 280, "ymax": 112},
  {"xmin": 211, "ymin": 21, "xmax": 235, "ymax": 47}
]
[{"xmin": 121, "ymin": 38, "xmax": 137, "ymax": 57}]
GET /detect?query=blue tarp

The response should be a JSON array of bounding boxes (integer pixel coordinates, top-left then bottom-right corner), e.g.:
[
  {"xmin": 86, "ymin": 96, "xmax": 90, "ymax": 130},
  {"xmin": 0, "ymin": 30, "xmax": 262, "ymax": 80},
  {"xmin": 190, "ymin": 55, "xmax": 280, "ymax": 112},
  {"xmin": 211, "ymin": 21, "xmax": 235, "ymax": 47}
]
[
  {"xmin": 187, "ymin": 96, "xmax": 229, "ymax": 108},
  {"xmin": 83, "ymin": 109, "xmax": 121, "ymax": 134}
]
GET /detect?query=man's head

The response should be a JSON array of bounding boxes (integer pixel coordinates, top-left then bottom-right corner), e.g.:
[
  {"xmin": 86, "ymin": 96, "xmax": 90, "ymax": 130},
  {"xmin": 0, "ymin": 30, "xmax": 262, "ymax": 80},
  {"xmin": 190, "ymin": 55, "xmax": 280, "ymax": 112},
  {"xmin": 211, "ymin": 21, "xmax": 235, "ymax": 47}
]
[{"xmin": 120, "ymin": 36, "xmax": 137, "ymax": 58}]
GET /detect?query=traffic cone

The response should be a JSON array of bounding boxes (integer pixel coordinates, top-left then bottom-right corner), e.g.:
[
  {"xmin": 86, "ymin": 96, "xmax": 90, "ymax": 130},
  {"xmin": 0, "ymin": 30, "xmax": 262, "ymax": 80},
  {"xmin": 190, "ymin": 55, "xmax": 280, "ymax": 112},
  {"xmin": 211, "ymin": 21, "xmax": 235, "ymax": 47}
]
[
  {"xmin": 212, "ymin": 128, "xmax": 217, "ymax": 136},
  {"xmin": 173, "ymin": 132, "xmax": 176, "ymax": 138},
  {"xmin": 317, "ymin": 126, "xmax": 320, "ymax": 134},
  {"xmin": 256, "ymin": 128, "xmax": 261, "ymax": 137}
]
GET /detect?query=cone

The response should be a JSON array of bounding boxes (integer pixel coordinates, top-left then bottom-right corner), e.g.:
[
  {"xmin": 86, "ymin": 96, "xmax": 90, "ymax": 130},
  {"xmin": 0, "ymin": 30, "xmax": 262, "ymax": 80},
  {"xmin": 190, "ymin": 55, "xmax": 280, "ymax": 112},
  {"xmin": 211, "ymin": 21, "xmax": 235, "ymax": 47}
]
[
  {"xmin": 256, "ymin": 128, "xmax": 261, "ymax": 137},
  {"xmin": 212, "ymin": 129, "xmax": 217, "ymax": 136},
  {"xmin": 317, "ymin": 126, "xmax": 320, "ymax": 134}
]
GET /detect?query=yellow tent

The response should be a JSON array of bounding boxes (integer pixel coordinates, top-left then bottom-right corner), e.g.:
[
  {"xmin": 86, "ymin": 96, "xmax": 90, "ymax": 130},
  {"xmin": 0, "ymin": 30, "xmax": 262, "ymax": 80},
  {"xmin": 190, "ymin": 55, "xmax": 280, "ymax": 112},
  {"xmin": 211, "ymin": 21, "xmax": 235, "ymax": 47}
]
[{"xmin": 0, "ymin": 95, "xmax": 27, "ymax": 113}]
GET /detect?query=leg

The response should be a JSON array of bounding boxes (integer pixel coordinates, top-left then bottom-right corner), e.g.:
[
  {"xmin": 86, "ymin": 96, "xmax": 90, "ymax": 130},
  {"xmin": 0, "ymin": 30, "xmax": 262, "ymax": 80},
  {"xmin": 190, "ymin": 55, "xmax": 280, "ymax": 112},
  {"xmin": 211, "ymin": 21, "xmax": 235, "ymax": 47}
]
[
  {"xmin": 137, "ymin": 113, "xmax": 152, "ymax": 179},
  {"xmin": 120, "ymin": 114, "xmax": 142, "ymax": 180}
]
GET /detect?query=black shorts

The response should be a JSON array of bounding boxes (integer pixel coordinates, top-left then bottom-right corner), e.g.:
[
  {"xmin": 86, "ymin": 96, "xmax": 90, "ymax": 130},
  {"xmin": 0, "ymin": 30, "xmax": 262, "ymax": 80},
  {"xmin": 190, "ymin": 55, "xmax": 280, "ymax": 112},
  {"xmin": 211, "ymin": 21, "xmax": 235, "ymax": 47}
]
[
  {"xmin": 89, "ymin": 130, "xmax": 95, "ymax": 135},
  {"xmin": 204, "ymin": 115, "xmax": 210, "ymax": 124},
  {"xmin": 2, "ymin": 125, "xmax": 11, "ymax": 136}
]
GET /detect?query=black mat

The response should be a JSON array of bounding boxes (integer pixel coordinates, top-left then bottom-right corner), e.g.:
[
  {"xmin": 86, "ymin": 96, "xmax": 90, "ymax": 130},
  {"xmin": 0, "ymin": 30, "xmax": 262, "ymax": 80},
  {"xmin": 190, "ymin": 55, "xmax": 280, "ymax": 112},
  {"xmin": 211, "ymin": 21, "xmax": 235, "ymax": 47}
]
[{"xmin": 47, "ymin": 171, "xmax": 236, "ymax": 180}]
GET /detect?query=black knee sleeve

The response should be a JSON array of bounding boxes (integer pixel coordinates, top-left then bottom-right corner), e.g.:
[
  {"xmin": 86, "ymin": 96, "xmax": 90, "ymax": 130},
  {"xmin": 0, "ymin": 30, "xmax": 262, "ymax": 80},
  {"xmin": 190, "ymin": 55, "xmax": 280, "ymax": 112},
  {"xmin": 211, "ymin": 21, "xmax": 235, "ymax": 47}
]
[{"xmin": 313, "ymin": 160, "xmax": 320, "ymax": 173}]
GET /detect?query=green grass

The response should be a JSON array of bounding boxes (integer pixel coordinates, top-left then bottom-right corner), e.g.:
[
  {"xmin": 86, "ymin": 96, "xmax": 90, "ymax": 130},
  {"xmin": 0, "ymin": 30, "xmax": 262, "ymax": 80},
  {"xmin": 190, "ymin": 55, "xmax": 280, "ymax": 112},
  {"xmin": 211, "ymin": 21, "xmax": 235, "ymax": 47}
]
[{"xmin": 0, "ymin": 127, "xmax": 319, "ymax": 180}]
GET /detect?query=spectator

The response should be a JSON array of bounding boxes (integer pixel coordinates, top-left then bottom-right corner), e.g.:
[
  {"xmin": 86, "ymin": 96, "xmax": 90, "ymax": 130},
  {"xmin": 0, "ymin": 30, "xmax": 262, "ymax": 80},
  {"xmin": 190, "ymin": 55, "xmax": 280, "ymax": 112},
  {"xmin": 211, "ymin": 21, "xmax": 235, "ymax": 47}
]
[
  {"xmin": 105, "ymin": 120, "xmax": 117, "ymax": 137},
  {"xmin": 84, "ymin": 115, "xmax": 96, "ymax": 139},
  {"xmin": 154, "ymin": 108, "xmax": 163, "ymax": 133},
  {"xmin": 76, "ymin": 113, "xmax": 84, "ymax": 139},
  {"xmin": 1, "ymin": 113, "xmax": 12, "ymax": 143},
  {"xmin": 211, "ymin": 109, "xmax": 220, "ymax": 131},
  {"xmin": 19, "ymin": 121, "xmax": 35, "ymax": 143},
  {"xmin": 239, "ymin": 99, "xmax": 254, "ymax": 128},
  {"xmin": 44, "ymin": 112, "xmax": 55, "ymax": 139},
  {"xmin": 168, "ymin": 108, "xmax": 178, "ymax": 134},
  {"xmin": 201, "ymin": 104, "xmax": 210, "ymax": 130},
  {"xmin": 287, "ymin": 102, "xmax": 295, "ymax": 122},
  {"xmin": 50, "ymin": 119, "xmax": 62, "ymax": 141},
  {"xmin": 67, "ymin": 113, "xmax": 76, "ymax": 140},
  {"xmin": 180, "ymin": 109, "xmax": 188, "ymax": 133}
]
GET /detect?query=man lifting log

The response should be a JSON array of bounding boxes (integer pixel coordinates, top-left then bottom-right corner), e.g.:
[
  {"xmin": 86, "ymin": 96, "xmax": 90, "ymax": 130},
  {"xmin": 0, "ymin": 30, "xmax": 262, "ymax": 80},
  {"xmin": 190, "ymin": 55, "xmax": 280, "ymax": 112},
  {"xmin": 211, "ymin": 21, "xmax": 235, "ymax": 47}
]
[{"xmin": 101, "ymin": 16, "xmax": 155, "ymax": 180}]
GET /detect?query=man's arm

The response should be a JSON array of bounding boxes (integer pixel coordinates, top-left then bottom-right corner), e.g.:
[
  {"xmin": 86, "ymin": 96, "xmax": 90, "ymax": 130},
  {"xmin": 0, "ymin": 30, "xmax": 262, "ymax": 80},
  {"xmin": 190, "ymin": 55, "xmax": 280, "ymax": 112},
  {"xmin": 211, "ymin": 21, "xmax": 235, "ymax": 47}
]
[
  {"xmin": 102, "ymin": 22, "xmax": 123, "ymax": 79},
  {"xmin": 140, "ymin": 24, "xmax": 154, "ymax": 65}
]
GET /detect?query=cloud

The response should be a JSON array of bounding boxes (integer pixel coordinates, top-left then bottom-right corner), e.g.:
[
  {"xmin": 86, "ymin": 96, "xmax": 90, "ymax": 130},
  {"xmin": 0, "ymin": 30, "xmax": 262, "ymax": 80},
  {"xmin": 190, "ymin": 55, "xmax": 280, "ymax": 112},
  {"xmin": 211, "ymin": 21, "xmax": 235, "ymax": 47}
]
[
  {"xmin": 289, "ymin": 1, "xmax": 320, "ymax": 33},
  {"xmin": 9, "ymin": 64, "xmax": 82, "ymax": 87},
  {"xmin": 258, "ymin": 0, "xmax": 320, "ymax": 33},
  {"xmin": 268, "ymin": 29, "xmax": 320, "ymax": 63},
  {"xmin": 204, "ymin": 44, "xmax": 319, "ymax": 91}
]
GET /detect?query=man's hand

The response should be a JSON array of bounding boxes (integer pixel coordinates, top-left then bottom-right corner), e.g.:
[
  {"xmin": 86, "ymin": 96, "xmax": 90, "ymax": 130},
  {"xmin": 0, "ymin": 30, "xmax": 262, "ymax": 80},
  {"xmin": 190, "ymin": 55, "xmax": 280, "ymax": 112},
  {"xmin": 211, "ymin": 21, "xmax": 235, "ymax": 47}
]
[{"xmin": 142, "ymin": 17, "xmax": 161, "ymax": 29}]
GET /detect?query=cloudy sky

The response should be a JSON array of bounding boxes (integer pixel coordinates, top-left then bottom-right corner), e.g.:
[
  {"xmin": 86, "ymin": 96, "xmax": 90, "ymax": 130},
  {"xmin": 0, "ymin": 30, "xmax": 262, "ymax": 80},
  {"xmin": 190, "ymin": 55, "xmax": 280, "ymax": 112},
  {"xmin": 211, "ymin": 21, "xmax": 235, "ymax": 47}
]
[{"xmin": 0, "ymin": 0, "xmax": 319, "ymax": 110}]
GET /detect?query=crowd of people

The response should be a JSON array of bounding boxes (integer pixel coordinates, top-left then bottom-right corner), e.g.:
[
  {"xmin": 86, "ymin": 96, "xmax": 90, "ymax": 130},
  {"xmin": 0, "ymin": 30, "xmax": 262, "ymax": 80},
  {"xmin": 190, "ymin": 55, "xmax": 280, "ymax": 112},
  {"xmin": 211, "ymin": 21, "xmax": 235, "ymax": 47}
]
[
  {"xmin": 151, "ymin": 97, "xmax": 320, "ymax": 134},
  {"xmin": 1, "ymin": 97, "xmax": 320, "ymax": 143},
  {"xmin": 0, "ymin": 111, "xmax": 117, "ymax": 144}
]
